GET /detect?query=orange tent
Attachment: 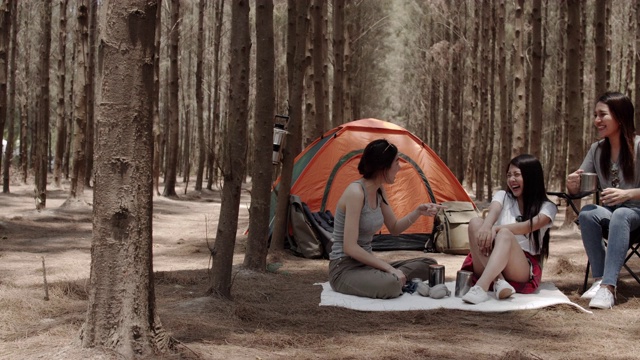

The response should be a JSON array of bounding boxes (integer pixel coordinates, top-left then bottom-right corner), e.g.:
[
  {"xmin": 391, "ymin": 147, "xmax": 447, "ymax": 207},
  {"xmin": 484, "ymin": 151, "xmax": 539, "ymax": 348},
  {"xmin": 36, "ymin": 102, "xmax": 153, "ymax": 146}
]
[{"xmin": 271, "ymin": 118, "xmax": 475, "ymax": 250}]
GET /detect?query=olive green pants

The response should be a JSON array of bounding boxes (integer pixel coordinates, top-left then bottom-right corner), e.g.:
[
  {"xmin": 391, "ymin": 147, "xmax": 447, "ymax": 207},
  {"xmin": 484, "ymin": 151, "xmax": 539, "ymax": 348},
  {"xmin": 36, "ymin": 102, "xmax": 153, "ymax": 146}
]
[{"xmin": 328, "ymin": 256, "xmax": 437, "ymax": 299}]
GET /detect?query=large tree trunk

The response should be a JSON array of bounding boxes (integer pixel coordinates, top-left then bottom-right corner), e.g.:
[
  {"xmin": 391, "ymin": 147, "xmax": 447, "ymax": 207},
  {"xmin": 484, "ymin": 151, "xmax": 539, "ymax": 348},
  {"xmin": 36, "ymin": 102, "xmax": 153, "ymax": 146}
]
[
  {"xmin": 244, "ymin": 0, "xmax": 275, "ymax": 271},
  {"xmin": 162, "ymin": 0, "xmax": 180, "ymax": 197},
  {"xmin": 35, "ymin": 0, "xmax": 52, "ymax": 210},
  {"xmin": 209, "ymin": 0, "xmax": 251, "ymax": 298},
  {"xmin": 80, "ymin": 1, "xmax": 173, "ymax": 357},
  {"xmin": 270, "ymin": 0, "xmax": 310, "ymax": 252},
  {"xmin": 53, "ymin": 0, "xmax": 69, "ymax": 189},
  {"xmin": 68, "ymin": 0, "xmax": 89, "ymax": 203},
  {"xmin": 194, "ymin": 0, "xmax": 206, "ymax": 191}
]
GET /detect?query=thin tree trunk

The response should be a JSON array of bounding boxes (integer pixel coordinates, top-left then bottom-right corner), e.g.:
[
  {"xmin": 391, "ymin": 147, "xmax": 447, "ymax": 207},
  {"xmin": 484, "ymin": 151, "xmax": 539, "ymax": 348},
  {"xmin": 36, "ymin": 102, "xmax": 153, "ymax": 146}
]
[
  {"xmin": 54, "ymin": 0, "xmax": 69, "ymax": 189},
  {"xmin": 332, "ymin": 0, "xmax": 344, "ymax": 127},
  {"xmin": 152, "ymin": 0, "xmax": 162, "ymax": 196},
  {"xmin": 163, "ymin": 0, "xmax": 180, "ymax": 197},
  {"xmin": 209, "ymin": 0, "xmax": 251, "ymax": 298},
  {"xmin": 2, "ymin": 0, "xmax": 15, "ymax": 194},
  {"xmin": 564, "ymin": 0, "xmax": 583, "ymax": 226},
  {"xmin": 271, "ymin": 0, "xmax": 310, "ymax": 251},
  {"xmin": 244, "ymin": 0, "xmax": 275, "ymax": 271},
  {"xmin": 68, "ymin": 1, "xmax": 89, "ymax": 202},
  {"xmin": 207, "ymin": 0, "xmax": 224, "ymax": 191},
  {"xmin": 635, "ymin": 0, "xmax": 640, "ymax": 123},
  {"xmin": 83, "ymin": 0, "xmax": 97, "ymax": 188},
  {"xmin": 35, "ymin": 0, "xmax": 52, "ymax": 210},
  {"xmin": 194, "ymin": 0, "xmax": 206, "ymax": 191},
  {"xmin": 530, "ymin": 0, "xmax": 543, "ymax": 159},
  {"xmin": 511, "ymin": 0, "xmax": 526, "ymax": 157},
  {"xmin": 0, "ymin": 1, "xmax": 8, "ymax": 175}
]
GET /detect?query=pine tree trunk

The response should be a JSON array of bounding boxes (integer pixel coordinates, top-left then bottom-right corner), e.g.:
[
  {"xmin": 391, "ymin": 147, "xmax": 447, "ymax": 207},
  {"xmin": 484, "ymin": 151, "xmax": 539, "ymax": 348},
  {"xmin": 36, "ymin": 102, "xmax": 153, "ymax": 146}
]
[
  {"xmin": 2, "ymin": 0, "xmax": 16, "ymax": 194},
  {"xmin": 69, "ymin": 1, "xmax": 88, "ymax": 202},
  {"xmin": 0, "ymin": 1, "xmax": 8, "ymax": 175},
  {"xmin": 35, "ymin": 0, "xmax": 52, "ymax": 210},
  {"xmin": 207, "ymin": 0, "xmax": 224, "ymax": 191},
  {"xmin": 511, "ymin": 0, "xmax": 526, "ymax": 157},
  {"xmin": 245, "ymin": 0, "xmax": 275, "ymax": 271},
  {"xmin": 81, "ymin": 1, "xmax": 172, "ymax": 356},
  {"xmin": 194, "ymin": 0, "xmax": 206, "ymax": 191},
  {"xmin": 54, "ymin": 0, "xmax": 69, "ymax": 189},
  {"xmin": 271, "ymin": 0, "xmax": 310, "ymax": 251},
  {"xmin": 210, "ymin": 0, "xmax": 251, "ymax": 298},
  {"xmin": 152, "ymin": 0, "xmax": 162, "ymax": 196},
  {"xmin": 163, "ymin": 0, "xmax": 180, "ymax": 197},
  {"xmin": 564, "ymin": 0, "xmax": 583, "ymax": 226},
  {"xmin": 332, "ymin": 0, "xmax": 344, "ymax": 128},
  {"xmin": 83, "ymin": 0, "xmax": 97, "ymax": 188},
  {"xmin": 635, "ymin": 0, "xmax": 640, "ymax": 124},
  {"xmin": 530, "ymin": 0, "xmax": 543, "ymax": 159},
  {"xmin": 310, "ymin": 0, "xmax": 325, "ymax": 141}
]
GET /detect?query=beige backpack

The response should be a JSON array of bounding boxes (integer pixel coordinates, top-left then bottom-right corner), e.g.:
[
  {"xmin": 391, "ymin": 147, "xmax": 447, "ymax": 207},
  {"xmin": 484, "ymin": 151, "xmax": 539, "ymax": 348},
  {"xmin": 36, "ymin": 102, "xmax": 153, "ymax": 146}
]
[{"xmin": 433, "ymin": 201, "xmax": 480, "ymax": 255}]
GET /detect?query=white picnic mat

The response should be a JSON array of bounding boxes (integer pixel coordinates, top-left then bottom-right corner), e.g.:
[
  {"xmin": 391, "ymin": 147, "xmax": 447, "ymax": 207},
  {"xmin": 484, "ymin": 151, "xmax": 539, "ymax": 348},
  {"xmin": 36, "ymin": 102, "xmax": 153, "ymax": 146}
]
[{"xmin": 317, "ymin": 281, "xmax": 592, "ymax": 314}]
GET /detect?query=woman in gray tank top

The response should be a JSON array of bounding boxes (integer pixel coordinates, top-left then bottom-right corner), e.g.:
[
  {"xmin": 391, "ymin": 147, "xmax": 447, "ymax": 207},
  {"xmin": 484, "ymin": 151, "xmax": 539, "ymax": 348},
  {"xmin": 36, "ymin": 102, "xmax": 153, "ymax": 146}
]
[{"xmin": 328, "ymin": 139, "xmax": 445, "ymax": 299}]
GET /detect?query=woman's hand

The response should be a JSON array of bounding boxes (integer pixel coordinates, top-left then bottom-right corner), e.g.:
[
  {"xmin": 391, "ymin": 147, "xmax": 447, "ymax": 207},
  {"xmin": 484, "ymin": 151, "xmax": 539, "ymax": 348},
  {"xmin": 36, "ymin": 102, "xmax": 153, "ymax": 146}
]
[
  {"xmin": 475, "ymin": 226, "xmax": 495, "ymax": 256},
  {"xmin": 566, "ymin": 169, "xmax": 584, "ymax": 194},
  {"xmin": 601, "ymin": 187, "xmax": 631, "ymax": 206},
  {"xmin": 388, "ymin": 267, "xmax": 406, "ymax": 284},
  {"xmin": 417, "ymin": 203, "xmax": 447, "ymax": 217}
]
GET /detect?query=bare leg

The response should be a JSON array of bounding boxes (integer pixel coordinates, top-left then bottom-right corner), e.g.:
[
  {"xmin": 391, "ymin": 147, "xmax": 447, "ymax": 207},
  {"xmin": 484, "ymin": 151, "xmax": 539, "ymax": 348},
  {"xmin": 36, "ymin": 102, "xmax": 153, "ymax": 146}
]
[{"xmin": 473, "ymin": 228, "xmax": 530, "ymax": 291}]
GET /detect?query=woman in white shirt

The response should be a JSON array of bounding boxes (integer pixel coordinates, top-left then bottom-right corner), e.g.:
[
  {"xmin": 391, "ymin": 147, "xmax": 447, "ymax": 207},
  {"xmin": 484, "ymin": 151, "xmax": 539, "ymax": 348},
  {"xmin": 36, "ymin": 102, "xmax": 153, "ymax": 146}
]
[{"xmin": 461, "ymin": 154, "xmax": 557, "ymax": 304}]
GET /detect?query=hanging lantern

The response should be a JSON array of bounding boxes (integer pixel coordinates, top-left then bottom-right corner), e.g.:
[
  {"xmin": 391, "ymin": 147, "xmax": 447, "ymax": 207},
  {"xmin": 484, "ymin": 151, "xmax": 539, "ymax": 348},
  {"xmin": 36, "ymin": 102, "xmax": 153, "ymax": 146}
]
[{"xmin": 272, "ymin": 115, "xmax": 289, "ymax": 165}]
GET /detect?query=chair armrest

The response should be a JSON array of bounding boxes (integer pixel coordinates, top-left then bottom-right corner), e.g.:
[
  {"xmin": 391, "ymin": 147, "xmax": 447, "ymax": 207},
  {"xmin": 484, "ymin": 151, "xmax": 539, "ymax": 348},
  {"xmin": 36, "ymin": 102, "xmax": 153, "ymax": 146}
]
[
  {"xmin": 546, "ymin": 190, "xmax": 597, "ymax": 216},
  {"xmin": 547, "ymin": 190, "xmax": 596, "ymax": 200}
]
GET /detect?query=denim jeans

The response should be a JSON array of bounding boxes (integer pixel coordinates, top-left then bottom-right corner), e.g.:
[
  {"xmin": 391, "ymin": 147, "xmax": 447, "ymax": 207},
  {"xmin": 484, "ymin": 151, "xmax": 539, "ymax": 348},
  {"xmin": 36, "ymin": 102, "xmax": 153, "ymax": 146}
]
[{"xmin": 579, "ymin": 204, "xmax": 640, "ymax": 287}]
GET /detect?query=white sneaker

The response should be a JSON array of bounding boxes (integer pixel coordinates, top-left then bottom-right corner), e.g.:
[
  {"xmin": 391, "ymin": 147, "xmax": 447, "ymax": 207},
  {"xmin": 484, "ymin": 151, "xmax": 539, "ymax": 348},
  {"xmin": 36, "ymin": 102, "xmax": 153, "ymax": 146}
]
[
  {"xmin": 494, "ymin": 279, "xmax": 515, "ymax": 299},
  {"xmin": 581, "ymin": 279, "xmax": 602, "ymax": 299},
  {"xmin": 462, "ymin": 285, "xmax": 490, "ymax": 304},
  {"xmin": 589, "ymin": 287, "xmax": 615, "ymax": 309}
]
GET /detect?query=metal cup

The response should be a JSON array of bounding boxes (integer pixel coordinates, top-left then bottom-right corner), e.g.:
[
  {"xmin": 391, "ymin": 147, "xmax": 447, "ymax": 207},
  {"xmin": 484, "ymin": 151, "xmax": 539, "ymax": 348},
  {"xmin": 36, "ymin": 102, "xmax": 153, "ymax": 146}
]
[
  {"xmin": 429, "ymin": 264, "xmax": 445, "ymax": 287},
  {"xmin": 455, "ymin": 270, "xmax": 473, "ymax": 297},
  {"xmin": 580, "ymin": 172, "xmax": 598, "ymax": 193}
]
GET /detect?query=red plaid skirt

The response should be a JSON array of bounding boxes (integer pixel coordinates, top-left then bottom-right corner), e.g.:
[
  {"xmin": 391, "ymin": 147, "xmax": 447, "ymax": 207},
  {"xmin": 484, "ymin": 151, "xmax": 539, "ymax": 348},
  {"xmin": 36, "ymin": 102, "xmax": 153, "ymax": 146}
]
[{"xmin": 460, "ymin": 251, "xmax": 542, "ymax": 294}]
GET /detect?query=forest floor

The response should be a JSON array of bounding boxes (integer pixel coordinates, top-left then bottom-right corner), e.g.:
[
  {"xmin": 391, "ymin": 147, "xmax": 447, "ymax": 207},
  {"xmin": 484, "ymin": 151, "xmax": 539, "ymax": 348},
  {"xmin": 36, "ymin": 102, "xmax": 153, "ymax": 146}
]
[{"xmin": 2, "ymin": 179, "xmax": 640, "ymax": 360}]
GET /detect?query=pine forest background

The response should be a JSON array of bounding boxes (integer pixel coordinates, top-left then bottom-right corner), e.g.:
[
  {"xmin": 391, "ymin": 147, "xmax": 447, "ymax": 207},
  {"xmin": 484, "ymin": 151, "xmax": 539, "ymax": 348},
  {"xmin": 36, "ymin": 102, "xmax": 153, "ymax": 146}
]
[{"xmin": 0, "ymin": 0, "xmax": 638, "ymax": 224}]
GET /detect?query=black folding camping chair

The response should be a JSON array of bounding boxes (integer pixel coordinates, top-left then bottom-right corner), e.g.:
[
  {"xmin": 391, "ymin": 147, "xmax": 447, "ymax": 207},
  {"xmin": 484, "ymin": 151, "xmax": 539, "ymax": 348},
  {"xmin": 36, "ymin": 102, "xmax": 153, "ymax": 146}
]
[{"xmin": 548, "ymin": 190, "xmax": 640, "ymax": 292}]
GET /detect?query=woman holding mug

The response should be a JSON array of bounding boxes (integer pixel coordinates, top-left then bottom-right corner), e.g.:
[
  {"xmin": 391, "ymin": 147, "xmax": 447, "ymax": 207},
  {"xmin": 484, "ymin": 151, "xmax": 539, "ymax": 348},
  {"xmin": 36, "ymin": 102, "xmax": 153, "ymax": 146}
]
[{"xmin": 567, "ymin": 91, "xmax": 640, "ymax": 309}]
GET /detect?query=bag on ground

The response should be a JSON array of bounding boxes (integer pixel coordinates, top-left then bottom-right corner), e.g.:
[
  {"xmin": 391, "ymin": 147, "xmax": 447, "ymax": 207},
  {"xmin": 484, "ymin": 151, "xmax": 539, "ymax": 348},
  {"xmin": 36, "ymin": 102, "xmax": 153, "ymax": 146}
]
[
  {"xmin": 286, "ymin": 195, "xmax": 333, "ymax": 259},
  {"xmin": 433, "ymin": 201, "xmax": 479, "ymax": 255}
]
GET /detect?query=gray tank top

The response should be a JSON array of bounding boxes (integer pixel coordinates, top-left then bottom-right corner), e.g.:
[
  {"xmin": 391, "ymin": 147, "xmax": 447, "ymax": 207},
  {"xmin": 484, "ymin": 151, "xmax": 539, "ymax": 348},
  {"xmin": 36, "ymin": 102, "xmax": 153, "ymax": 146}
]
[{"xmin": 329, "ymin": 180, "xmax": 385, "ymax": 260}]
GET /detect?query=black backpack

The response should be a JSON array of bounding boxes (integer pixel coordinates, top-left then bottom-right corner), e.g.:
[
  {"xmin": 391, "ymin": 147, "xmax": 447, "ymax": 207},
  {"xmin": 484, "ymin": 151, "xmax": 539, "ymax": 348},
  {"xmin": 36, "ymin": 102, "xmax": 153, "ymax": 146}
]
[{"xmin": 286, "ymin": 195, "xmax": 334, "ymax": 259}]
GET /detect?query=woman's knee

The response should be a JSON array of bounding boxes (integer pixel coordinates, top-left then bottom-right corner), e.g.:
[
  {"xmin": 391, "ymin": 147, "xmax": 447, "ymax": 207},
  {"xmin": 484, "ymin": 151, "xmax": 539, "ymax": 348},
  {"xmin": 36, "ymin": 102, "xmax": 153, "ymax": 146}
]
[
  {"xmin": 469, "ymin": 217, "xmax": 484, "ymax": 231},
  {"xmin": 376, "ymin": 274, "xmax": 404, "ymax": 298},
  {"xmin": 494, "ymin": 228, "xmax": 516, "ymax": 246}
]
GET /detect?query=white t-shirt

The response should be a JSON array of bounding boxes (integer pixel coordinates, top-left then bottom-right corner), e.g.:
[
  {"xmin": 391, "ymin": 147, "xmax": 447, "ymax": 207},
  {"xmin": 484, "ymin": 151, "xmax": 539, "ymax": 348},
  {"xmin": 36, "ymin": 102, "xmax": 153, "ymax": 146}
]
[{"xmin": 492, "ymin": 190, "xmax": 558, "ymax": 255}]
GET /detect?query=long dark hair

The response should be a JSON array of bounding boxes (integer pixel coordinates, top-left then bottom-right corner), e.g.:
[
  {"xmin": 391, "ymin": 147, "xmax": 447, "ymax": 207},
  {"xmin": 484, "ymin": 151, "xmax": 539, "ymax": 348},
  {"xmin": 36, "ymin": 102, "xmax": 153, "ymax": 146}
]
[
  {"xmin": 506, "ymin": 154, "xmax": 553, "ymax": 260},
  {"xmin": 596, "ymin": 91, "xmax": 636, "ymax": 182},
  {"xmin": 357, "ymin": 139, "xmax": 397, "ymax": 205}
]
